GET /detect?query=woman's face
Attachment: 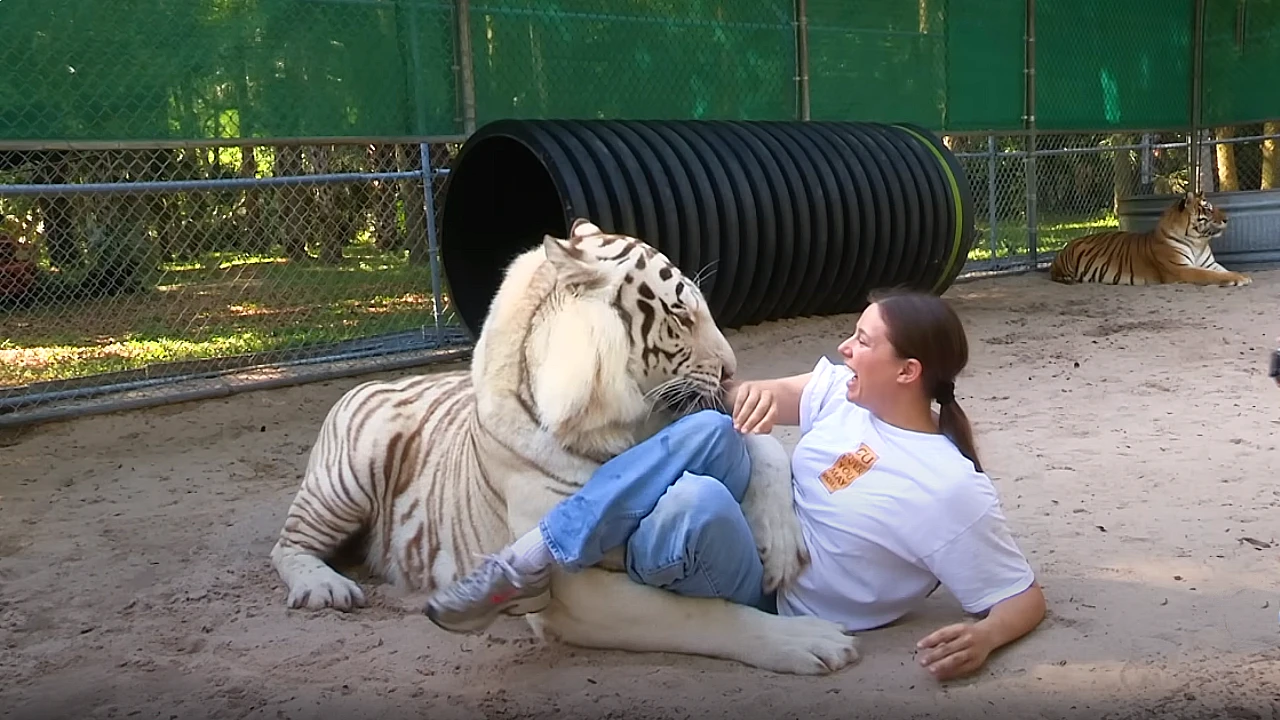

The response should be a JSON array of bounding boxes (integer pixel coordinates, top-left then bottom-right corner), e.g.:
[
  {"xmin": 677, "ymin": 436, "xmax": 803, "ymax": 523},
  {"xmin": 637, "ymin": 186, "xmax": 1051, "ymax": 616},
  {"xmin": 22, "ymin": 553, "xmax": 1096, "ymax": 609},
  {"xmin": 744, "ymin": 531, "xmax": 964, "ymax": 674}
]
[{"xmin": 836, "ymin": 303, "xmax": 914, "ymax": 409}]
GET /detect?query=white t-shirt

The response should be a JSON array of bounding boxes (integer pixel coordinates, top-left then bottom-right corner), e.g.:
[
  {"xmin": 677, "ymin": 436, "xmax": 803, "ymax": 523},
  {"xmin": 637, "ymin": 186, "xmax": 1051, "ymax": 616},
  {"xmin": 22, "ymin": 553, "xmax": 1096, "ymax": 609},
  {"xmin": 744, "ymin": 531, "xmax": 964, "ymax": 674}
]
[{"xmin": 774, "ymin": 357, "xmax": 1036, "ymax": 632}]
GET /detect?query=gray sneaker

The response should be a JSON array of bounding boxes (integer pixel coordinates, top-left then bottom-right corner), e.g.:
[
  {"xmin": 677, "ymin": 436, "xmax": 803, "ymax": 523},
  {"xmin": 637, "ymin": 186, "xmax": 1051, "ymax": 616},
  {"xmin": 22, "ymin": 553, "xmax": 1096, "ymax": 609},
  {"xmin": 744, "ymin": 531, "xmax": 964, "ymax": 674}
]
[{"xmin": 424, "ymin": 553, "xmax": 552, "ymax": 633}]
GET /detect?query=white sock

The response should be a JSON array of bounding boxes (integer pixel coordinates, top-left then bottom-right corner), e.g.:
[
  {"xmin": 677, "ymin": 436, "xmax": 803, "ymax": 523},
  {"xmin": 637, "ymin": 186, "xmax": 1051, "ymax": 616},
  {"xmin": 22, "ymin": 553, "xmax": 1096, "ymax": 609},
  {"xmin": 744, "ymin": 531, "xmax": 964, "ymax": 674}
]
[{"xmin": 504, "ymin": 527, "xmax": 554, "ymax": 575}]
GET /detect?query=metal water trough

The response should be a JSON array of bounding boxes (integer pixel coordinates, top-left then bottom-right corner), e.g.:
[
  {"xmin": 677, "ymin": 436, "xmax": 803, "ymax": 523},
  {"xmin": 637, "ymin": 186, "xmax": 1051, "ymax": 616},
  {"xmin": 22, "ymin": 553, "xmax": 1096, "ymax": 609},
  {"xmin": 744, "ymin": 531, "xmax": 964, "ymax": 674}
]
[{"xmin": 1117, "ymin": 189, "xmax": 1280, "ymax": 267}]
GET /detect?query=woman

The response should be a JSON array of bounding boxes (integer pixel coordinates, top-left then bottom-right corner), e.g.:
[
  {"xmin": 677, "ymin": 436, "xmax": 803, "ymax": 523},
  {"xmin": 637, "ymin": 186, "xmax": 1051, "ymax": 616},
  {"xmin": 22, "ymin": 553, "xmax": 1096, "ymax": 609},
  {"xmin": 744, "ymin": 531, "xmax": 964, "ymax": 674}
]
[{"xmin": 425, "ymin": 289, "xmax": 1045, "ymax": 681}]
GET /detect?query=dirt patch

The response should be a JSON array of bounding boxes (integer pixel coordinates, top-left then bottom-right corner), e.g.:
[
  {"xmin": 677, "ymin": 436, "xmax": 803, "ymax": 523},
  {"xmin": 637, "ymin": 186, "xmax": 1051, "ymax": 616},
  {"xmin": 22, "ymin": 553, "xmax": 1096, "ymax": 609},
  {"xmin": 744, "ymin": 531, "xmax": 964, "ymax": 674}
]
[{"xmin": 3, "ymin": 269, "xmax": 1280, "ymax": 720}]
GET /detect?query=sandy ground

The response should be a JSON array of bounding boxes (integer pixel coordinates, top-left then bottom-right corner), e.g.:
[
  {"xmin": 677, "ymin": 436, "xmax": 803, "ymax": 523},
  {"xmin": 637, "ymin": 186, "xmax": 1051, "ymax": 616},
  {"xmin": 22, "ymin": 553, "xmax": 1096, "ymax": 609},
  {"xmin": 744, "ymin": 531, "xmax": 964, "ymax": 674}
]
[{"xmin": 3, "ymin": 268, "xmax": 1280, "ymax": 720}]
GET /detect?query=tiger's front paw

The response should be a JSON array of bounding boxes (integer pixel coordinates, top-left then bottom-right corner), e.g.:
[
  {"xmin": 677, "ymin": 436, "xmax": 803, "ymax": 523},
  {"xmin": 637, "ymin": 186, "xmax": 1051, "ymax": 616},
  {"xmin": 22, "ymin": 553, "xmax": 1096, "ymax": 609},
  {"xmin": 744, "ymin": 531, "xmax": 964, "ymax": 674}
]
[
  {"xmin": 758, "ymin": 513, "xmax": 811, "ymax": 593},
  {"xmin": 283, "ymin": 563, "xmax": 367, "ymax": 611}
]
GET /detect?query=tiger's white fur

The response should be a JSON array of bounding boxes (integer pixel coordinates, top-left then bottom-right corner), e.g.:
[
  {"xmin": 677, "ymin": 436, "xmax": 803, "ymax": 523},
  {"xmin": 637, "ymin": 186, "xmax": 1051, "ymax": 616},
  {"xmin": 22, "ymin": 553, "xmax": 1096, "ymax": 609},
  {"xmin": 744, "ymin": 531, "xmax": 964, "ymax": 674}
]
[{"xmin": 269, "ymin": 219, "xmax": 861, "ymax": 675}]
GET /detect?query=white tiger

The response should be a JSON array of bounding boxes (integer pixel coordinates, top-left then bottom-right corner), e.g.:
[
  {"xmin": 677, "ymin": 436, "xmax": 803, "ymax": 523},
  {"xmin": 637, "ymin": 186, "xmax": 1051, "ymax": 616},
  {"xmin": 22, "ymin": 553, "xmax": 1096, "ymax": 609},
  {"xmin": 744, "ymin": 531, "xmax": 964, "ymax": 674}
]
[{"xmin": 269, "ymin": 219, "xmax": 861, "ymax": 675}]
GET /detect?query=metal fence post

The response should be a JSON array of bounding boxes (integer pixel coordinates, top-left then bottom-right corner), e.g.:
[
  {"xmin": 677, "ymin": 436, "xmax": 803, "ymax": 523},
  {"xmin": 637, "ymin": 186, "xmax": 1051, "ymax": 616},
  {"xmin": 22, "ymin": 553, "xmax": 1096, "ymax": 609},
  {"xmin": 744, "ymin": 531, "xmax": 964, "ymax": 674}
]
[
  {"xmin": 1197, "ymin": 128, "xmax": 1216, "ymax": 192},
  {"xmin": 456, "ymin": 0, "xmax": 478, "ymax": 135},
  {"xmin": 1189, "ymin": 0, "xmax": 1206, "ymax": 192},
  {"xmin": 1024, "ymin": 0, "xmax": 1039, "ymax": 267},
  {"xmin": 795, "ymin": 0, "xmax": 811, "ymax": 121},
  {"xmin": 987, "ymin": 135, "xmax": 999, "ymax": 259},
  {"xmin": 419, "ymin": 142, "xmax": 445, "ymax": 341},
  {"xmin": 1140, "ymin": 132, "xmax": 1153, "ymax": 193}
]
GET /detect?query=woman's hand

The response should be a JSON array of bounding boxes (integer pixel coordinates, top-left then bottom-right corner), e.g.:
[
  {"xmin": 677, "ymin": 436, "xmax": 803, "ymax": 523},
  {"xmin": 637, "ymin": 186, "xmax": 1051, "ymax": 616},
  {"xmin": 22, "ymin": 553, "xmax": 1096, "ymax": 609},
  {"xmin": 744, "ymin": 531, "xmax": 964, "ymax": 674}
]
[
  {"xmin": 916, "ymin": 582, "xmax": 1046, "ymax": 682},
  {"xmin": 914, "ymin": 622, "xmax": 995, "ymax": 680},
  {"xmin": 729, "ymin": 380, "xmax": 778, "ymax": 434},
  {"xmin": 720, "ymin": 371, "xmax": 811, "ymax": 432},
  {"xmin": 1273, "ymin": 338, "xmax": 1280, "ymax": 387}
]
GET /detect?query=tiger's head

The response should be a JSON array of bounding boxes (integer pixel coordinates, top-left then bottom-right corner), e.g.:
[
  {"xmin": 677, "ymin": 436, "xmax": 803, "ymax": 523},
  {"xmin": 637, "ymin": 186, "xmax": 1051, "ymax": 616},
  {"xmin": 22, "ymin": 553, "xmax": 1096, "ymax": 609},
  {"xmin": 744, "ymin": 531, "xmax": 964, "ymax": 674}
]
[
  {"xmin": 472, "ymin": 218, "xmax": 736, "ymax": 459},
  {"xmin": 1169, "ymin": 190, "xmax": 1228, "ymax": 244}
]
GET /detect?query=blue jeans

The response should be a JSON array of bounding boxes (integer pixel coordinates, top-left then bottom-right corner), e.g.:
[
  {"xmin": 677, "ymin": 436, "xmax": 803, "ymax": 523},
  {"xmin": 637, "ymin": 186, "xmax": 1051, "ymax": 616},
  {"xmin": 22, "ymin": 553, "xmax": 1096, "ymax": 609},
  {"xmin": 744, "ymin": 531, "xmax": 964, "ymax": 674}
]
[{"xmin": 536, "ymin": 409, "xmax": 776, "ymax": 612}]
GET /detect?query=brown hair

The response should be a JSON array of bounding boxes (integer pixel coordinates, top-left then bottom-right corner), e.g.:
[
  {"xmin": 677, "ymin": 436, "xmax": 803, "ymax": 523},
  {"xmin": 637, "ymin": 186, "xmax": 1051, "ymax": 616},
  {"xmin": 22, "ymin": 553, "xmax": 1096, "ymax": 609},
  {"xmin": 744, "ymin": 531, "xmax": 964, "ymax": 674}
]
[{"xmin": 867, "ymin": 288, "xmax": 982, "ymax": 473}]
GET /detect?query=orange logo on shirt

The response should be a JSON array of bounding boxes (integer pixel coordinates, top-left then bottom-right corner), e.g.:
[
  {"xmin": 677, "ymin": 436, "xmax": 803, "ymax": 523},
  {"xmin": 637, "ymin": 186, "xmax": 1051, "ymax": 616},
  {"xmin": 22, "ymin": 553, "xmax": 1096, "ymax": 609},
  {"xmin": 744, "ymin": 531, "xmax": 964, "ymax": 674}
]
[{"xmin": 820, "ymin": 443, "xmax": 879, "ymax": 493}]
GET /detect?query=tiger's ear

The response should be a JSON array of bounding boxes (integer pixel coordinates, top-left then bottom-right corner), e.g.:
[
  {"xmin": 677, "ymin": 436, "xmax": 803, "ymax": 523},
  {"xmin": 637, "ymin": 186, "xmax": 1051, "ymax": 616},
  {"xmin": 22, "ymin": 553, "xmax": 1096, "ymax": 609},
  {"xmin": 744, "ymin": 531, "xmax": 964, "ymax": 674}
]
[
  {"xmin": 543, "ymin": 233, "xmax": 607, "ymax": 290},
  {"xmin": 528, "ymin": 298, "xmax": 637, "ymax": 445},
  {"xmin": 569, "ymin": 218, "xmax": 603, "ymax": 239}
]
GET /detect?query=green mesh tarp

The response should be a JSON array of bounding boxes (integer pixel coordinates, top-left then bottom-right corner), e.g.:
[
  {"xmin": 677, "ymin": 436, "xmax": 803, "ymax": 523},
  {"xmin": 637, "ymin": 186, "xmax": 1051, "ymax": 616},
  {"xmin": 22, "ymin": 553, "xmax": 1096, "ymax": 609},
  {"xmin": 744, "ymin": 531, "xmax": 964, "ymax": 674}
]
[
  {"xmin": 0, "ymin": 0, "xmax": 458, "ymax": 142},
  {"xmin": 0, "ymin": 0, "xmax": 1273, "ymax": 144},
  {"xmin": 468, "ymin": 0, "xmax": 796, "ymax": 124},
  {"xmin": 1036, "ymin": 0, "xmax": 1193, "ymax": 131},
  {"xmin": 1202, "ymin": 0, "xmax": 1280, "ymax": 127},
  {"xmin": 807, "ymin": 0, "xmax": 1025, "ymax": 131}
]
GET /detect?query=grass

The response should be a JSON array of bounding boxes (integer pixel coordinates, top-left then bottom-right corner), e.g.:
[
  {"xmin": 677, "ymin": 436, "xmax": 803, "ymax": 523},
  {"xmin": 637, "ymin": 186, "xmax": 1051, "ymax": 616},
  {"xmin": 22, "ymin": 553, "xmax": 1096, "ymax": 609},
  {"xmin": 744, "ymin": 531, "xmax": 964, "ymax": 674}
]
[
  {"xmin": 0, "ymin": 242, "xmax": 454, "ymax": 388},
  {"xmin": 0, "ymin": 211, "xmax": 1120, "ymax": 390},
  {"xmin": 966, "ymin": 210, "xmax": 1117, "ymax": 263}
]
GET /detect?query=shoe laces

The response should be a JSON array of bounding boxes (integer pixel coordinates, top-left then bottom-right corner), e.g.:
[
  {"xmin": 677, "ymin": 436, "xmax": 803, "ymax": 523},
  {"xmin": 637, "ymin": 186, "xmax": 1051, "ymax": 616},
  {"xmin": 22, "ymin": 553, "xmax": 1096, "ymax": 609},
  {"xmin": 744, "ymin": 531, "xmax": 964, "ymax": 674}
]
[{"xmin": 446, "ymin": 553, "xmax": 529, "ymax": 597}]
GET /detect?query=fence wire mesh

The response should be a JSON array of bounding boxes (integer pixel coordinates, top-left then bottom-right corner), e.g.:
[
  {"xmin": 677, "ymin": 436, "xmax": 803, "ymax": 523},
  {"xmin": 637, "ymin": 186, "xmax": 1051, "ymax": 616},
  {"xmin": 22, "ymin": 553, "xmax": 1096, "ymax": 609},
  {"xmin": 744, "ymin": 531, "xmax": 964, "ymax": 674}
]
[
  {"xmin": 0, "ymin": 142, "xmax": 471, "ymax": 420},
  {"xmin": 3, "ymin": 129, "xmax": 1239, "ymax": 422},
  {"xmin": 950, "ymin": 130, "xmax": 1202, "ymax": 274},
  {"xmin": 1206, "ymin": 123, "xmax": 1280, "ymax": 193}
]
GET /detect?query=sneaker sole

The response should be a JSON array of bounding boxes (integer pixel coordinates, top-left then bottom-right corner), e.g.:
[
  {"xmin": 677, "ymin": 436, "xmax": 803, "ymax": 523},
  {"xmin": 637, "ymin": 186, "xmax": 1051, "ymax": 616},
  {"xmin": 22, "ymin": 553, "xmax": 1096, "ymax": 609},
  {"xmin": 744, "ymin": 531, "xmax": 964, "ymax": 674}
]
[{"xmin": 425, "ymin": 591, "xmax": 552, "ymax": 634}]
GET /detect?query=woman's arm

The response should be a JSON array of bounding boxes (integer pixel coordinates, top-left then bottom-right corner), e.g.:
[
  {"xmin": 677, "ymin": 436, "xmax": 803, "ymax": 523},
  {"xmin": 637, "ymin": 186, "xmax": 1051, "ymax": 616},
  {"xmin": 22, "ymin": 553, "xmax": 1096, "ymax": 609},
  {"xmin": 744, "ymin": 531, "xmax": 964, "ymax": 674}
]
[
  {"xmin": 915, "ymin": 581, "xmax": 1046, "ymax": 681},
  {"xmin": 724, "ymin": 372, "xmax": 811, "ymax": 432},
  {"xmin": 974, "ymin": 580, "xmax": 1046, "ymax": 649}
]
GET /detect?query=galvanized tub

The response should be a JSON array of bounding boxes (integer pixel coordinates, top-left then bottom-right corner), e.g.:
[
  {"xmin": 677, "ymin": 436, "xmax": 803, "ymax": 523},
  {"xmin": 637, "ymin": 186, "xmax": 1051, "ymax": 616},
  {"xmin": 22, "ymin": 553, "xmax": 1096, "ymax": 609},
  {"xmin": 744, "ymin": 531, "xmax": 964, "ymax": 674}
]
[{"xmin": 1117, "ymin": 189, "xmax": 1280, "ymax": 266}]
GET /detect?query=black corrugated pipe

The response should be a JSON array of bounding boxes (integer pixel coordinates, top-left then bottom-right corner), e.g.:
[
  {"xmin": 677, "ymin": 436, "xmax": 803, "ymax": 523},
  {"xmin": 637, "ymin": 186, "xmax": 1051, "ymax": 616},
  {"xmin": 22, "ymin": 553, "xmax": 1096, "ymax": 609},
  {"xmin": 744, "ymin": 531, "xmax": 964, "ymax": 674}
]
[{"xmin": 439, "ymin": 119, "xmax": 975, "ymax": 337}]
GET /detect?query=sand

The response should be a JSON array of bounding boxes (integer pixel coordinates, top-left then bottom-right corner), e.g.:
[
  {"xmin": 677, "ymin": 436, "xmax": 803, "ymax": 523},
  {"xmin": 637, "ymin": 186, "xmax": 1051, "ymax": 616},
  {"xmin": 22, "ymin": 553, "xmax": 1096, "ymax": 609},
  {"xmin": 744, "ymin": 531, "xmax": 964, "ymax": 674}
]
[{"xmin": 3, "ymin": 268, "xmax": 1279, "ymax": 720}]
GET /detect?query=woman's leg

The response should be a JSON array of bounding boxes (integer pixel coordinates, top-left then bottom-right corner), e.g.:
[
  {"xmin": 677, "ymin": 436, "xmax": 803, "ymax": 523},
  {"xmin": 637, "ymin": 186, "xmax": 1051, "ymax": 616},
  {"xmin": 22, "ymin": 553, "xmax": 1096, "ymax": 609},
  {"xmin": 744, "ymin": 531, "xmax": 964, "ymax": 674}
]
[
  {"xmin": 624, "ymin": 472, "xmax": 771, "ymax": 611},
  {"xmin": 425, "ymin": 409, "xmax": 756, "ymax": 632},
  {"xmin": 539, "ymin": 410, "xmax": 753, "ymax": 571}
]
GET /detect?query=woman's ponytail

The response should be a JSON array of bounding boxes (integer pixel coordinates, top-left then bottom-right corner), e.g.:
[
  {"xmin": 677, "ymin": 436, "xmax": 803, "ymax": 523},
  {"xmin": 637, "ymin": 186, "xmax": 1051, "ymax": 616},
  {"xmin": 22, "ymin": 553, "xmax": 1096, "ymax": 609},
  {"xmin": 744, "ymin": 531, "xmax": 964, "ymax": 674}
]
[{"xmin": 936, "ymin": 383, "xmax": 982, "ymax": 473}]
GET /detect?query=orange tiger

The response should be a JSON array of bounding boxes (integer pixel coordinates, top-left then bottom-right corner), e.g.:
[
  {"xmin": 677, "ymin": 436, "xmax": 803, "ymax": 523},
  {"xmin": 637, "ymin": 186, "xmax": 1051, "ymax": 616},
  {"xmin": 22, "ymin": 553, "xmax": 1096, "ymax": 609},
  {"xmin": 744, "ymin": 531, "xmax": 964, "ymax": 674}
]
[{"xmin": 1049, "ymin": 191, "xmax": 1250, "ymax": 287}]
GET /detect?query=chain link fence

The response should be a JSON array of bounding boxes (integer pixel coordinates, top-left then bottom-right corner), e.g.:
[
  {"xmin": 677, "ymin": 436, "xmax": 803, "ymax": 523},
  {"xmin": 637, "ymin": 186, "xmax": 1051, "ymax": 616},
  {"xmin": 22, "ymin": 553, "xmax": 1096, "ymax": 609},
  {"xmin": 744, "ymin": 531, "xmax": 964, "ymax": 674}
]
[
  {"xmin": 0, "ymin": 141, "xmax": 472, "ymax": 425},
  {"xmin": 1205, "ymin": 123, "xmax": 1280, "ymax": 193},
  {"xmin": 950, "ymin": 123, "xmax": 1280, "ymax": 277},
  {"xmin": 950, "ymin": 130, "xmax": 1199, "ymax": 274},
  {"xmin": 4, "ymin": 129, "xmax": 1245, "ymax": 425},
  {"xmin": 0, "ymin": 1, "xmax": 460, "ymax": 141}
]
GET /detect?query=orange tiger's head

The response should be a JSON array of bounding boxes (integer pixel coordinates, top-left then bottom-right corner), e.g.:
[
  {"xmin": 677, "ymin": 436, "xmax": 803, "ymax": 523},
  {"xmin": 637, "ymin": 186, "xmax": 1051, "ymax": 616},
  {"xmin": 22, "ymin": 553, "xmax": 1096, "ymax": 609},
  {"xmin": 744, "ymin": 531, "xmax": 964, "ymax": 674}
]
[{"xmin": 1166, "ymin": 190, "xmax": 1228, "ymax": 242}]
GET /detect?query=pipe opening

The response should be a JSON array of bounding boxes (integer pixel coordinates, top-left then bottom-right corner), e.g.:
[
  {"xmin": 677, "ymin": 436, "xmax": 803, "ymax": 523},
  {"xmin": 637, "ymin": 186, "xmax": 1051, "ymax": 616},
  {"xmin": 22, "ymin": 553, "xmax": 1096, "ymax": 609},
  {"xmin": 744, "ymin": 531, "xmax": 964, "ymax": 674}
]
[
  {"xmin": 440, "ymin": 135, "xmax": 565, "ymax": 336},
  {"xmin": 440, "ymin": 120, "xmax": 974, "ymax": 339}
]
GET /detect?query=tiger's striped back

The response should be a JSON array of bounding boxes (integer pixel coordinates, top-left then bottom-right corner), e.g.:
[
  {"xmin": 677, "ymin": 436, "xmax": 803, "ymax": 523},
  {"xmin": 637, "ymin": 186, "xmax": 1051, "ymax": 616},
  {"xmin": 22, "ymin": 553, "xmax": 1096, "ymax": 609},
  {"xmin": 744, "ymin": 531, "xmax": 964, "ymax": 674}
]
[
  {"xmin": 279, "ymin": 370, "xmax": 503, "ymax": 594},
  {"xmin": 1048, "ymin": 191, "xmax": 1248, "ymax": 287}
]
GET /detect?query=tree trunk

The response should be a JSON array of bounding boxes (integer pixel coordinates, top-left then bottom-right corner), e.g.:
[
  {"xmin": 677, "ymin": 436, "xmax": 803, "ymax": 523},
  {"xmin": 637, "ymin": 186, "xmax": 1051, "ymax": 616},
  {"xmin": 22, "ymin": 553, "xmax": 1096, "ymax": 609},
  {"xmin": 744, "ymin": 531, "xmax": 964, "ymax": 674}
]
[
  {"xmin": 1111, "ymin": 133, "xmax": 1134, "ymax": 213},
  {"xmin": 36, "ymin": 152, "xmax": 79, "ymax": 271},
  {"xmin": 239, "ymin": 145, "xmax": 268, "ymax": 253},
  {"xmin": 369, "ymin": 144, "xmax": 401, "ymax": 252},
  {"xmin": 274, "ymin": 145, "xmax": 310, "ymax": 262},
  {"xmin": 397, "ymin": 145, "xmax": 430, "ymax": 267},
  {"xmin": 1215, "ymin": 126, "xmax": 1239, "ymax": 191},
  {"xmin": 1261, "ymin": 121, "xmax": 1280, "ymax": 190},
  {"xmin": 308, "ymin": 145, "xmax": 347, "ymax": 265}
]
